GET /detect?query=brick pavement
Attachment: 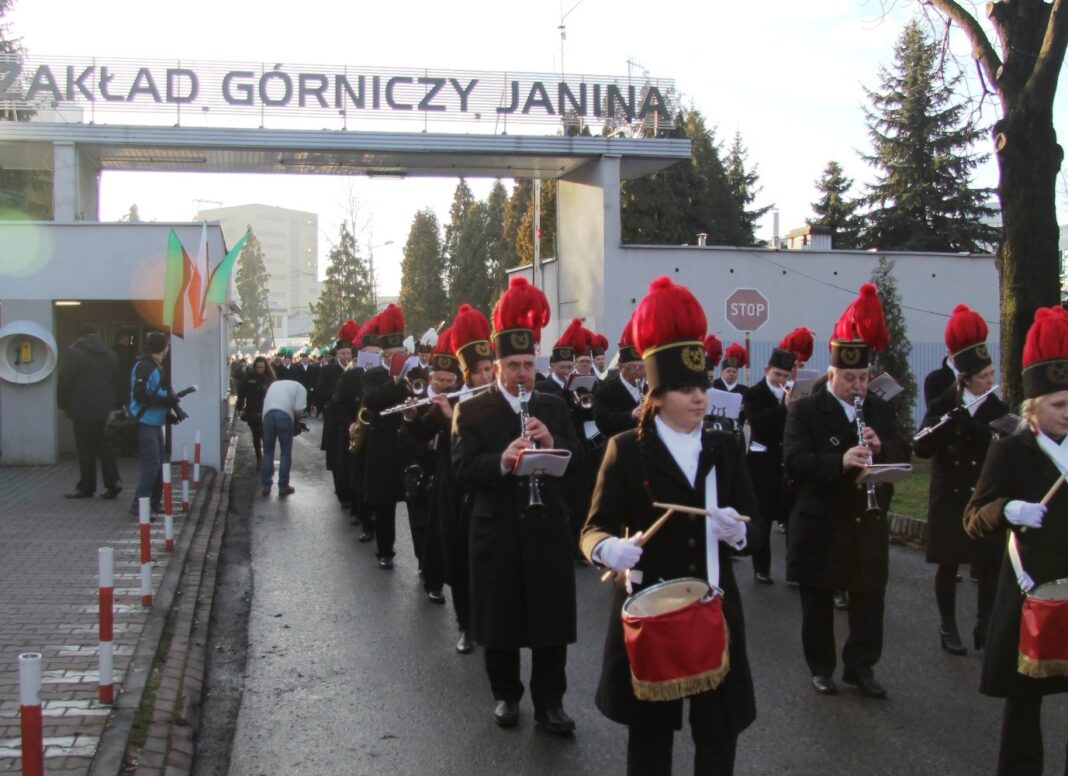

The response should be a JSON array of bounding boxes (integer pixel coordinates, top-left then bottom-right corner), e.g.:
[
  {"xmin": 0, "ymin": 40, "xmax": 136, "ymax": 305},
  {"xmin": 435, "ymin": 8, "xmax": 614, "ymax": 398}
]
[{"xmin": 0, "ymin": 456, "xmax": 201, "ymax": 775}]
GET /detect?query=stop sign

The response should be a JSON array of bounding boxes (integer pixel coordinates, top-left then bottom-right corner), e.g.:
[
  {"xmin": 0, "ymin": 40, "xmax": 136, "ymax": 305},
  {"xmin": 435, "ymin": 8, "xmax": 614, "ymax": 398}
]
[{"xmin": 725, "ymin": 288, "xmax": 769, "ymax": 332}]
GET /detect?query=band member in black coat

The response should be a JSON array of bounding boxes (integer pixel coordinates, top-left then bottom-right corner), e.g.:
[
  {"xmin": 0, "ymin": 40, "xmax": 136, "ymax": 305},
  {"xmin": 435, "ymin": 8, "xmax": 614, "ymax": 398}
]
[
  {"xmin": 590, "ymin": 331, "xmax": 610, "ymax": 381},
  {"xmin": 713, "ymin": 343, "xmax": 749, "ymax": 434},
  {"xmin": 743, "ymin": 346, "xmax": 797, "ymax": 584},
  {"xmin": 594, "ymin": 320, "xmax": 646, "ymax": 439},
  {"xmin": 452, "ymin": 277, "xmax": 579, "ymax": 734},
  {"xmin": 964, "ymin": 306, "xmax": 1068, "ymax": 776},
  {"xmin": 914, "ymin": 304, "xmax": 1009, "ymax": 655},
  {"xmin": 582, "ymin": 276, "xmax": 762, "ymax": 776},
  {"xmin": 785, "ymin": 284, "xmax": 910, "ymax": 699},
  {"xmin": 318, "ymin": 321, "xmax": 356, "ymax": 497},
  {"xmin": 358, "ymin": 304, "xmax": 413, "ymax": 569},
  {"xmin": 924, "ymin": 356, "xmax": 957, "ymax": 409}
]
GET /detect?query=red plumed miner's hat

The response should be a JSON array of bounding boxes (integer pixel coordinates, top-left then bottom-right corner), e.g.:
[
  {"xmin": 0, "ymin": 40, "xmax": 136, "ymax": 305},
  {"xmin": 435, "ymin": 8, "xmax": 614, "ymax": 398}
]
[
  {"xmin": 722, "ymin": 343, "xmax": 748, "ymax": 370},
  {"xmin": 552, "ymin": 318, "xmax": 589, "ymax": 363},
  {"xmin": 336, "ymin": 319, "xmax": 360, "ymax": 350},
  {"xmin": 944, "ymin": 304, "xmax": 991, "ymax": 376},
  {"xmin": 450, "ymin": 303, "xmax": 493, "ymax": 372},
  {"xmin": 376, "ymin": 303, "xmax": 406, "ymax": 350},
  {"xmin": 429, "ymin": 326, "xmax": 462, "ymax": 378},
  {"xmin": 617, "ymin": 313, "xmax": 642, "ymax": 365},
  {"xmin": 491, "ymin": 276, "xmax": 550, "ymax": 358},
  {"xmin": 703, "ymin": 334, "xmax": 723, "ymax": 370},
  {"xmin": 631, "ymin": 276, "xmax": 708, "ymax": 391},
  {"xmin": 830, "ymin": 283, "xmax": 888, "ymax": 369},
  {"xmin": 1022, "ymin": 306, "xmax": 1068, "ymax": 399},
  {"xmin": 590, "ymin": 332, "xmax": 609, "ymax": 358},
  {"xmin": 778, "ymin": 327, "xmax": 815, "ymax": 364}
]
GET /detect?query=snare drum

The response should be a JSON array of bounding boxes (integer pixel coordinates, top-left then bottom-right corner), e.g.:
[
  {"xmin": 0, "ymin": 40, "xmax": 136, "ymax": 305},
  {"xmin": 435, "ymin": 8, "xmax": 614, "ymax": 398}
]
[
  {"xmin": 1018, "ymin": 578, "xmax": 1068, "ymax": 679},
  {"xmin": 621, "ymin": 578, "xmax": 730, "ymax": 702}
]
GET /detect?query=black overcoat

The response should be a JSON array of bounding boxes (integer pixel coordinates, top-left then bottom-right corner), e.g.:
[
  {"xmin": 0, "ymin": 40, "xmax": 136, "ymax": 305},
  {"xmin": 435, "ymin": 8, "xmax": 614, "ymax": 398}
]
[
  {"xmin": 581, "ymin": 425, "xmax": 762, "ymax": 733},
  {"xmin": 784, "ymin": 388, "xmax": 910, "ymax": 590},
  {"xmin": 360, "ymin": 367, "xmax": 409, "ymax": 506},
  {"xmin": 451, "ymin": 386, "xmax": 578, "ymax": 649},
  {"xmin": 329, "ymin": 366, "xmax": 363, "ymax": 491},
  {"xmin": 594, "ymin": 376, "xmax": 641, "ymax": 439},
  {"xmin": 743, "ymin": 378, "xmax": 788, "ymax": 523},
  {"xmin": 964, "ymin": 431, "xmax": 1068, "ymax": 698},
  {"xmin": 57, "ymin": 334, "xmax": 121, "ymax": 421},
  {"xmin": 923, "ymin": 360, "xmax": 955, "ymax": 409},
  {"xmin": 914, "ymin": 385, "xmax": 1008, "ymax": 564},
  {"xmin": 317, "ymin": 361, "xmax": 345, "ymax": 456}
]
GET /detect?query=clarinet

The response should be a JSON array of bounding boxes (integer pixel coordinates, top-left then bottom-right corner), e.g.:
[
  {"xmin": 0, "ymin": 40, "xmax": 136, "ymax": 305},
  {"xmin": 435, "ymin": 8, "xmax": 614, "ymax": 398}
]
[
  {"xmin": 852, "ymin": 393, "xmax": 882, "ymax": 516},
  {"xmin": 517, "ymin": 383, "xmax": 545, "ymax": 518}
]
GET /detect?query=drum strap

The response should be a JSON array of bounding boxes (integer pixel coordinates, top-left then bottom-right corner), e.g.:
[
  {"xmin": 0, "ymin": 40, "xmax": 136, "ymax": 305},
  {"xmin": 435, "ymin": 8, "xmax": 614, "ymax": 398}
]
[{"xmin": 1007, "ymin": 533, "xmax": 1036, "ymax": 594}]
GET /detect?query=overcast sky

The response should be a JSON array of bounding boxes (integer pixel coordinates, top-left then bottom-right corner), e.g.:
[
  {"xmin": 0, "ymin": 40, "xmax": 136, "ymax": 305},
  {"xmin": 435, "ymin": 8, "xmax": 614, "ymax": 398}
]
[{"xmin": 10, "ymin": 0, "xmax": 1064, "ymax": 296}]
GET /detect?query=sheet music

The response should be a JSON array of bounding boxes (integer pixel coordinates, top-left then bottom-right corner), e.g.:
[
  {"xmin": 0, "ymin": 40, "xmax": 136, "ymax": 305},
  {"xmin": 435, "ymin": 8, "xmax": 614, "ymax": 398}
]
[
  {"xmin": 706, "ymin": 388, "xmax": 743, "ymax": 420},
  {"xmin": 868, "ymin": 373, "xmax": 904, "ymax": 401},
  {"xmin": 356, "ymin": 350, "xmax": 381, "ymax": 370}
]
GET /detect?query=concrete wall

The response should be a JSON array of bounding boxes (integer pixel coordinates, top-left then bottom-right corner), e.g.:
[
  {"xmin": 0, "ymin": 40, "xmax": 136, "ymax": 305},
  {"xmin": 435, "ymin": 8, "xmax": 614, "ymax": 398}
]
[{"xmin": 0, "ymin": 222, "xmax": 229, "ymax": 467}]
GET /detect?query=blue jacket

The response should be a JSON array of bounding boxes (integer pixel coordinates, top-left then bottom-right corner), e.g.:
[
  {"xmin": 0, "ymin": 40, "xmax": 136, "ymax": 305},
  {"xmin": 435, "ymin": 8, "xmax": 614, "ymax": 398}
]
[{"xmin": 130, "ymin": 357, "xmax": 170, "ymax": 427}]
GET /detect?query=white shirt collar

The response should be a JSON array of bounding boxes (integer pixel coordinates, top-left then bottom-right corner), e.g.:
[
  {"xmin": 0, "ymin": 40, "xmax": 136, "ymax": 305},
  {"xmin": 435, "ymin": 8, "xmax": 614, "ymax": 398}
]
[
  {"xmin": 497, "ymin": 380, "xmax": 522, "ymax": 414},
  {"xmin": 654, "ymin": 415, "xmax": 702, "ymax": 487},
  {"xmin": 765, "ymin": 376, "xmax": 785, "ymax": 401},
  {"xmin": 721, "ymin": 379, "xmax": 737, "ymax": 391},
  {"xmin": 1035, "ymin": 431, "xmax": 1068, "ymax": 474},
  {"xmin": 834, "ymin": 393, "xmax": 856, "ymax": 423},
  {"xmin": 962, "ymin": 387, "xmax": 985, "ymax": 416},
  {"xmin": 552, "ymin": 373, "xmax": 567, "ymax": 389},
  {"xmin": 622, "ymin": 378, "xmax": 641, "ymax": 403}
]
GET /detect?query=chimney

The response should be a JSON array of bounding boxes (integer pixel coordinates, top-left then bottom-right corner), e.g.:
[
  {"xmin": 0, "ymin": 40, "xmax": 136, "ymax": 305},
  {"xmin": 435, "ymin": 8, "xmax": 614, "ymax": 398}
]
[{"xmin": 696, "ymin": 233, "xmax": 708, "ymax": 246}]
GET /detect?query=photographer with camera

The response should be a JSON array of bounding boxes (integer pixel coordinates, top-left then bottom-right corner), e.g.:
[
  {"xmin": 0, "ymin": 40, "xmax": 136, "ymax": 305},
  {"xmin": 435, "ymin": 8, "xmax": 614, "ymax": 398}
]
[
  {"xmin": 127, "ymin": 332, "xmax": 178, "ymax": 518},
  {"xmin": 260, "ymin": 378, "xmax": 308, "ymax": 498}
]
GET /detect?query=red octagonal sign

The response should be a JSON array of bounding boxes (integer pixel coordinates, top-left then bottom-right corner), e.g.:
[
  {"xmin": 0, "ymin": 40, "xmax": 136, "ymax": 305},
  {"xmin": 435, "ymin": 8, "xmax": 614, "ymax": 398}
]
[{"xmin": 725, "ymin": 288, "xmax": 769, "ymax": 332}]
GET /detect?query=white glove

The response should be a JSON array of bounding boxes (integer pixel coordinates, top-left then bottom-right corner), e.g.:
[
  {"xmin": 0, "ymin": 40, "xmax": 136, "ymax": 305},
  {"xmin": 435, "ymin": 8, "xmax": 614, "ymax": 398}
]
[
  {"xmin": 1004, "ymin": 500, "xmax": 1046, "ymax": 530},
  {"xmin": 708, "ymin": 507, "xmax": 747, "ymax": 549},
  {"xmin": 596, "ymin": 533, "xmax": 645, "ymax": 573}
]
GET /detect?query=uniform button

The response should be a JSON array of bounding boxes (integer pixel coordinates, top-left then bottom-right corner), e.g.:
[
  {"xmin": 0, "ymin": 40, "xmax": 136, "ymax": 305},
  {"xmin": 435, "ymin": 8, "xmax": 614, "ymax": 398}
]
[
  {"xmin": 855, "ymin": 518, "xmax": 861, "ymax": 524},
  {"xmin": 970, "ymin": 487, "xmax": 975, "ymax": 493},
  {"xmin": 688, "ymin": 564, "xmax": 697, "ymax": 573},
  {"xmin": 970, "ymin": 461, "xmax": 977, "ymax": 466},
  {"xmin": 687, "ymin": 538, "xmax": 697, "ymax": 548}
]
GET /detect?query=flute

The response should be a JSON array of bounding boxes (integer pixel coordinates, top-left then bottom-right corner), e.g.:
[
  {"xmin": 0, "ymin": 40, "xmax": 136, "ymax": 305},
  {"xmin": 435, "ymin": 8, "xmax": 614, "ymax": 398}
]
[{"xmin": 379, "ymin": 382, "xmax": 493, "ymax": 416}]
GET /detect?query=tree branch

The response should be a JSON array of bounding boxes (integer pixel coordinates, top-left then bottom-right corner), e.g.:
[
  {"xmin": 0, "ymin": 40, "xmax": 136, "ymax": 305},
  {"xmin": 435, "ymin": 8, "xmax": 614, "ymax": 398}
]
[
  {"xmin": 926, "ymin": 0, "xmax": 1003, "ymax": 88},
  {"xmin": 1027, "ymin": 0, "xmax": 1068, "ymax": 104}
]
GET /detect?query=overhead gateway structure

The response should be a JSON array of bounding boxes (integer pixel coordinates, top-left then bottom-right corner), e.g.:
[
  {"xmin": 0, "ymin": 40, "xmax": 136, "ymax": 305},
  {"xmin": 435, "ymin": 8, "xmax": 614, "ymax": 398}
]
[{"xmin": 0, "ymin": 55, "xmax": 691, "ymax": 466}]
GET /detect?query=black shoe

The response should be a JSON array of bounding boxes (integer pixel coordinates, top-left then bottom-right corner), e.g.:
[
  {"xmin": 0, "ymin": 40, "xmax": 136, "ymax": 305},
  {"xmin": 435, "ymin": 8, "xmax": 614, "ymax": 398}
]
[
  {"xmin": 426, "ymin": 588, "xmax": 446, "ymax": 604},
  {"xmin": 358, "ymin": 530, "xmax": 375, "ymax": 543},
  {"xmin": 494, "ymin": 700, "xmax": 519, "ymax": 728},
  {"xmin": 100, "ymin": 483, "xmax": 123, "ymax": 500},
  {"xmin": 940, "ymin": 626, "xmax": 967, "ymax": 656},
  {"xmin": 811, "ymin": 675, "xmax": 837, "ymax": 694},
  {"xmin": 833, "ymin": 591, "xmax": 849, "ymax": 610},
  {"xmin": 378, "ymin": 556, "xmax": 394, "ymax": 570},
  {"xmin": 65, "ymin": 491, "xmax": 94, "ymax": 499},
  {"xmin": 534, "ymin": 708, "xmax": 575, "ymax": 735},
  {"xmin": 456, "ymin": 631, "xmax": 473, "ymax": 654},
  {"xmin": 754, "ymin": 572, "xmax": 774, "ymax": 585},
  {"xmin": 842, "ymin": 674, "xmax": 887, "ymax": 698}
]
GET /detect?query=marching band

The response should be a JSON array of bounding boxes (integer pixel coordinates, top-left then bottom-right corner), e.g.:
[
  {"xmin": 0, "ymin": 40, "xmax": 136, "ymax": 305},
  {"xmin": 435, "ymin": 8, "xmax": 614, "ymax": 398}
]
[{"xmin": 233, "ymin": 275, "xmax": 1068, "ymax": 776}]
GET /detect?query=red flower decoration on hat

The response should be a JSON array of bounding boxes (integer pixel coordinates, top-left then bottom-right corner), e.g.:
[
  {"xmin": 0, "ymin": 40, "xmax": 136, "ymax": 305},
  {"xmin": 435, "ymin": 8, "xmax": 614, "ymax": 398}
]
[
  {"xmin": 492, "ymin": 276, "xmax": 551, "ymax": 342},
  {"xmin": 631, "ymin": 276, "xmax": 707, "ymax": 356}
]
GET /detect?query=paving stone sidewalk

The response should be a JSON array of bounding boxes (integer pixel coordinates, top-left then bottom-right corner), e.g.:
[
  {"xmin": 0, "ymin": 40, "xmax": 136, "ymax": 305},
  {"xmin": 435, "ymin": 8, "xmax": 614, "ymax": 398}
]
[{"xmin": 0, "ymin": 457, "xmax": 200, "ymax": 775}]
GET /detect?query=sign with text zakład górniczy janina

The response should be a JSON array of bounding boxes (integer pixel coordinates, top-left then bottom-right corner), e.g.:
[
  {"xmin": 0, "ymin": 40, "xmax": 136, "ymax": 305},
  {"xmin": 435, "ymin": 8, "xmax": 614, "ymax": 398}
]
[{"xmin": 0, "ymin": 55, "xmax": 678, "ymax": 133}]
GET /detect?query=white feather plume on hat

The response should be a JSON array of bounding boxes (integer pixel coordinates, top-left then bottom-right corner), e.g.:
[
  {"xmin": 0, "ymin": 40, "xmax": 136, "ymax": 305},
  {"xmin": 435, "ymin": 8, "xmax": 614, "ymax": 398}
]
[
  {"xmin": 419, "ymin": 327, "xmax": 439, "ymax": 348},
  {"xmin": 402, "ymin": 335, "xmax": 415, "ymax": 353}
]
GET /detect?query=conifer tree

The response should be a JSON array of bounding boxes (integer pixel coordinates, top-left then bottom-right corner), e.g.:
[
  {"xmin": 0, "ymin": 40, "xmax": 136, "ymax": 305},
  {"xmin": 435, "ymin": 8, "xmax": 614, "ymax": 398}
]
[
  {"xmin": 724, "ymin": 131, "xmax": 772, "ymax": 246},
  {"xmin": 398, "ymin": 209, "xmax": 449, "ymax": 335},
  {"xmin": 233, "ymin": 228, "xmax": 274, "ymax": 350},
  {"xmin": 309, "ymin": 221, "xmax": 375, "ymax": 346},
  {"xmin": 860, "ymin": 20, "xmax": 998, "ymax": 253},
  {"xmin": 443, "ymin": 178, "xmax": 476, "ymax": 288},
  {"xmin": 484, "ymin": 180, "xmax": 510, "ymax": 294},
  {"xmin": 810, "ymin": 161, "xmax": 862, "ymax": 249},
  {"xmin": 501, "ymin": 180, "xmax": 530, "ymax": 270},
  {"xmin": 870, "ymin": 256, "xmax": 918, "ymax": 439},
  {"xmin": 449, "ymin": 201, "xmax": 494, "ymax": 313}
]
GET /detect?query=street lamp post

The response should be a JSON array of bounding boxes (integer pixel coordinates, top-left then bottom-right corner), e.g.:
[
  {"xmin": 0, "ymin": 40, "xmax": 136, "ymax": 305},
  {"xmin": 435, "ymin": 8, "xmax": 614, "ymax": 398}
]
[{"xmin": 367, "ymin": 239, "xmax": 394, "ymax": 309}]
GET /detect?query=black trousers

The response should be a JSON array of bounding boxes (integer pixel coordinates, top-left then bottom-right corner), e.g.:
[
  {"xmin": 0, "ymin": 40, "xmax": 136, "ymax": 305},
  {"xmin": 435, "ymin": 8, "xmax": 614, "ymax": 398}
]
[
  {"xmin": 373, "ymin": 502, "xmax": 397, "ymax": 559},
  {"xmin": 483, "ymin": 645, "xmax": 567, "ymax": 713},
  {"xmin": 406, "ymin": 494, "xmax": 429, "ymax": 567},
  {"xmin": 245, "ymin": 415, "xmax": 263, "ymax": 459},
  {"xmin": 997, "ymin": 695, "xmax": 1068, "ymax": 776},
  {"xmin": 72, "ymin": 419, "xmax": 120, "ymax": 494},
  {"xmin": 626, "ymin": 692, "xmax": 738, "ymax": 776},
  {"xmin": 800, "ymin": 585, "xmax": 885, "ymax": 679}
]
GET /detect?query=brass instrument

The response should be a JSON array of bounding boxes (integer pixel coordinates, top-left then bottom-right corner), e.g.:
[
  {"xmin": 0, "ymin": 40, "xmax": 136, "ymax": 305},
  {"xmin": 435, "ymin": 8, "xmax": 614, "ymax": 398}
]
[
  {"xmin": 348, "ymin": 404, "xmax": 372, "ymax": 453},
  {"xmin": 379, "ymin": 382, "xmax": 493, "ymax": 416},
  {"xmin": 517, "ymin": 383, "xmax": 544, "ymax": 517},
  {"xmin": 405, "ymin": 376, "xmax": 427, "ymax": 396},
  {"xmin": 571, "ymin": 390, "xmax": 595, "ymax": 410},
  {"xmin": 852, "ymin": 393, "xmax": 881, "ymax": 516}
]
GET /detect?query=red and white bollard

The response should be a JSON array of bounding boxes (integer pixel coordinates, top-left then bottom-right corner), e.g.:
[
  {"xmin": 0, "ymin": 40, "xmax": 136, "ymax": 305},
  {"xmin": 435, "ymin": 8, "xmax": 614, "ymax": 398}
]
[
  {"xmin": 162, "ymin": 463, "xmax": 172, "ymax": 518},
  {"xmin": 19, "ymin": 652, "xmax": 44, "ymax": 776},
  {"xmin": 138, "ymin": 497, "xmax": 153, "ymax": 607},
  {"xmin": 164, "ymin": 509, "xmax": 174, "ymax": 553},
  {"xmin": 98, "ymin": 547, "xmax": 114, "ymax": 704},
  {"xmin": 193, "ymin": 431, "xmax": 202, "ymax": 487},
  {"xmin": 181, "ymin": 445, "xmax": 190, "ymax": 511}
]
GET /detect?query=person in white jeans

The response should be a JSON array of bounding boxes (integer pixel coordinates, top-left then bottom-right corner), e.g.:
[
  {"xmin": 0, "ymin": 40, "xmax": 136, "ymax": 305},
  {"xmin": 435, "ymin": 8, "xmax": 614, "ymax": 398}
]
[{"xmin": 260, "ymin": 379, "xmax": 307, "ymax": 496}]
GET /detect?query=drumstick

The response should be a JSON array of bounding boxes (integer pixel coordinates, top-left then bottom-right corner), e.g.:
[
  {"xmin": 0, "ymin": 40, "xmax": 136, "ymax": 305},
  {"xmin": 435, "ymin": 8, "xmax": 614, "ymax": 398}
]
[
  {"xmin": 599, "ymin": 513, "xmax": 675, "ymax": 583},
  {"xmin": 651, "ymin": 501, "xmax": 752, "ymax": 522},
  {"xmin": 1040, "ymin": 469, "xmax": 1068, "ymax": 505}
]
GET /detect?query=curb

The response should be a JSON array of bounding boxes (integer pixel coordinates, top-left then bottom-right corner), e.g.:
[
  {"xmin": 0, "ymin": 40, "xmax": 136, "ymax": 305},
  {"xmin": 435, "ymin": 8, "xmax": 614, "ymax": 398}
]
[{"xmin": 889, "ymin": 511, "xmax": 928, "ymax": 543}]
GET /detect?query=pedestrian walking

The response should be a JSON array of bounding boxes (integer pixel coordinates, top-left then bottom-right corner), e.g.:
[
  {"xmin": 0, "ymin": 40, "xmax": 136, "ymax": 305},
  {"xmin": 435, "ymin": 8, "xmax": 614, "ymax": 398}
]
[{"xmin": 236, "ymin": 356, "xmax": 275, "ymax": 469}]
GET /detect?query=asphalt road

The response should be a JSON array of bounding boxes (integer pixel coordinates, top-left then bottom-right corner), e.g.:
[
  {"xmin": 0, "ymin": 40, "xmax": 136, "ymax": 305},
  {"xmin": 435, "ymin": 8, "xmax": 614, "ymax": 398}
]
[{"xmin": 217, "ymin": 417, "xmax": 1067, "ymax": 776}]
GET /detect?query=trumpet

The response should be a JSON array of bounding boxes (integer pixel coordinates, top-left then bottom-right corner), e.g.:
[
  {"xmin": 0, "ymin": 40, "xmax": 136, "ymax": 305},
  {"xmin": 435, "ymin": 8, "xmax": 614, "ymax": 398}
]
[
  {"xmin": 518, "ymin": 383, "xmax": 545, "ymax": 518},
  {"xmin": 570, "ymin": 390, "xmax": 595, "ymax": 410},
  {"xmin": 852, "ymin": 393, "xmax": 881, "ymax": 517},
  {"xmin": 379, "ymin": 382, "xmax": 493, "ymax": 416}
]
